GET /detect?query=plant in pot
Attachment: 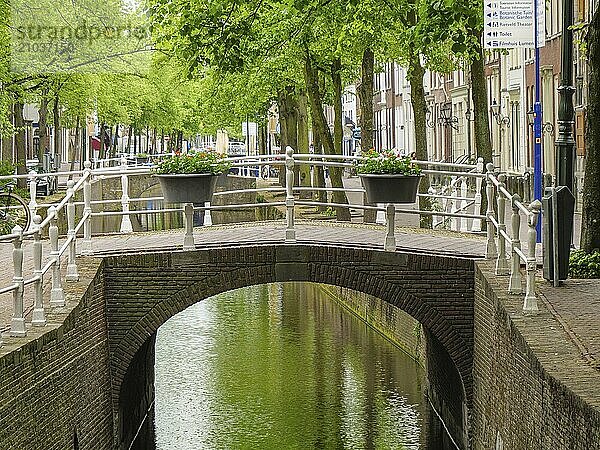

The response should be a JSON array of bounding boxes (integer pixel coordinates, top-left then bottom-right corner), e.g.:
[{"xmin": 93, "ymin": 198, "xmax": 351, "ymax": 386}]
[
  {"xmin": 135, "ymin": 153, "xmax": 150, "ymax": 164},
  {"xmin": 357, "ymin": 149, "xmax": 423, "ymax": 203},
  {"xmin": 153, "ymin": 151, "xmax": 232, "ymax": 204}
]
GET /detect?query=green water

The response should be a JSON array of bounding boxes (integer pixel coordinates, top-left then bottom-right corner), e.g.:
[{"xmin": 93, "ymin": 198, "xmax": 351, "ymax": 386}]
[{"xmin": 155, "ymin": 282, "xmax": 430, "ymax": 449}]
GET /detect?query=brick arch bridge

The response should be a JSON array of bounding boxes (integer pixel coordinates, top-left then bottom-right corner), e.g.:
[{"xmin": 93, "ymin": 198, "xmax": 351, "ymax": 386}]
[{"xmin": 103, "ymin": 243, "xmax": 475, "ymax": 447}]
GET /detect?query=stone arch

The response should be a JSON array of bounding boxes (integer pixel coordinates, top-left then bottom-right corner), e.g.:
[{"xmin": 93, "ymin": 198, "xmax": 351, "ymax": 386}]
[{"xmin": 105, "ymin": 244, "xmax": 475, "ymax": 414}]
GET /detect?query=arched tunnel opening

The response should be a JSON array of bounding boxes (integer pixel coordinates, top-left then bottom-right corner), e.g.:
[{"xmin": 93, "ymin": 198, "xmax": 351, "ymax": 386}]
[{"xmin": 118, "ymin": 282, "xmax": 469, "ymax": 450}]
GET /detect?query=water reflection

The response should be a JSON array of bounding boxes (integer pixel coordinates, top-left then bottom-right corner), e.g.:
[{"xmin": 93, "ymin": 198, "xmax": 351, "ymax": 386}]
[{"xmin": 155, "ymin": 283, "xmax": 429, "ymax": 449}]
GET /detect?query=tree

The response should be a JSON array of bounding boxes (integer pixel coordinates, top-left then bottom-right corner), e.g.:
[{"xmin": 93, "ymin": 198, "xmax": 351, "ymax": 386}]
[{"xmin": 581, "ymin": 8, "xmax": 600, "ymax": 252}]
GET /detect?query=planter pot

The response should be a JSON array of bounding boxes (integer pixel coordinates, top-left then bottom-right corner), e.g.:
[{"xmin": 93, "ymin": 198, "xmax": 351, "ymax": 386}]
[
  {"xmin": 359, "ymin": 174, "xmax": 422, "ymax": 204},
  {"xmin": 156, "ymin": 173, "xmax": 219, "ymax": 204},
  {"xmin": 136, "ymin": 156, "xmax": 149, "ymax": 164}
]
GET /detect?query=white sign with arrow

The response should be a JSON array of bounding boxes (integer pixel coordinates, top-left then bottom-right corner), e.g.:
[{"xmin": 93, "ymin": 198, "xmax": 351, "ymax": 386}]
[{"xmin": 484, "ymin": 0, "xmax": 545, "ymax": 49}]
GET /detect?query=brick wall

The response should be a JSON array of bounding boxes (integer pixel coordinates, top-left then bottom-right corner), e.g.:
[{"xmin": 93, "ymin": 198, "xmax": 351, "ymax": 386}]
[
  {"xmin": 0, "ymin": 258, "xmax": 114, "ymax": 449},
  {"xmin": 318, "ymin": 284, "xmax": 469, "ymax": 449},
  {"xmin": 473, "ymin": 260, "xmax": 600, "ymax": 449}
]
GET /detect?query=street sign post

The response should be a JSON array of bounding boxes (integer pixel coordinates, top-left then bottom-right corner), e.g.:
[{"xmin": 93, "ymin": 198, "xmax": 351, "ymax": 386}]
[{"xmin": 484, "ymin": 0, "xmax": 545, "ymax": 242}]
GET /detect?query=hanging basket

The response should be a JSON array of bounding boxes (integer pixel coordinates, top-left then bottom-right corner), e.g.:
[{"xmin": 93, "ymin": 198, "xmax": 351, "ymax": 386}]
[
  {"xmin": 359, "ymin": 174, "xmax": 423, "ymax": 204},
  {"xmin": 156, "ymin": 173, "xmax": 219, "ymax": 204}
]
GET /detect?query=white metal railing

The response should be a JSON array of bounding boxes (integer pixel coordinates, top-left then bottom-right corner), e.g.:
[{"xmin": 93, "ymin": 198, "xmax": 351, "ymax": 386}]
[{"xmin": 0, "ymin": 148, "xmax": 542, "ymax": 346}]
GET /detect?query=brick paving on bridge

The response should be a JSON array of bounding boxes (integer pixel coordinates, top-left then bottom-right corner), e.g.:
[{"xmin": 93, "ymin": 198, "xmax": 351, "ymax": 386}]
[{"xmin": 0, "ymin": 221, "xmax": 598, "ymax": 410}]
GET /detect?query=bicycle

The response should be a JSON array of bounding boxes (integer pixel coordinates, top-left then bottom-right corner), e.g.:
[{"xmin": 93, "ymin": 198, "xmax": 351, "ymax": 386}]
[{"xmin": 0, "ymin": 183, "xmax": 31, "ymax": 235}]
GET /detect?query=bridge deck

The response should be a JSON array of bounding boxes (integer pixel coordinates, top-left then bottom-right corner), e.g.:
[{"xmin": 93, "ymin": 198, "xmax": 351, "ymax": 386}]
[{"xmin": 0, "ymin": 222, "xmax": 598, "ymax": 410}]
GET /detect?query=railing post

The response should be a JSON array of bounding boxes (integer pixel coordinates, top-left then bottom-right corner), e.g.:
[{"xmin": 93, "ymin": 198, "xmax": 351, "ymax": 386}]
[
  {"xmin": 523, "ymin": 200, "xmax": 542, "ymax": 312},
  {"xmin": 203, "ymin": 201, "xmax": 213, "ymax": 226},
  {"xmin": 495, "ymin": 174, "xmax": 509, "ymax": 275},
  {"xmin": 508, "ymin": 194, "xmax": 523, "ymax": 294},
  {"xmin": 28, "ymin": 170, "xmax": 38, "ymax": 228},
  {"xmin": 485, "ymin": 163, "xmax": 498, "ymax": 259},
  {"xmin": 183, "ymin": 203, "xmax": 195, "ymax": 250},
  {"xmin": 31, "ymin": 215, "xmax": 46, "ymax": 326},
  {"xmin": 49, "ymin": 206, "xmax": 65, "ymax": 307},
  {"xmin": 384, "ymin": 204, "xmax": 396, "ymax": 252},
  {"xmin": 285, "ymin": 146, "xmax": 296, "ymax": 243},
  {"xmin": 10, "ymin": 225, "xmax": 26, "ymax": 337},
  {"xmin": 460, "ymin": 178, "xmax": 468, "ymax": 232},
  {"xmin": 81, "ymin": 161, "xmax": 93, "ymax": 255},
  {"xmin": 429, "ymin": 187, "xmax": 440, "ymax": 228},
  {"xmin": 450, "ymin": 176, "xmax": 458, "ymax": 230},
  {"xmin": 471, "ymin": 157, "xmax": 484, "ymax": 232},
  {"xmin": 120, "ymin": 157, "xmax": 133, "ymax": 233},
  {"xmin": 66, "ymin": 180, "xmax": 79, "ymax": 282}
]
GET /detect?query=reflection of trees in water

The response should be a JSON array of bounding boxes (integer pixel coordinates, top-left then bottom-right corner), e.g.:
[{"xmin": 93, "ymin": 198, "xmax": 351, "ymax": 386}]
[{"xmin": 156, "ymin": 282, "xmax": 429, "ymax": 450}]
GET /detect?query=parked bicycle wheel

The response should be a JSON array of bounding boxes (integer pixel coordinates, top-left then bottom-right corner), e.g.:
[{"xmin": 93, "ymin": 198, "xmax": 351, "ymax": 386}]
[{"xmin": 0, "ymin": 193, "xmax": 31, "ymax": 235}]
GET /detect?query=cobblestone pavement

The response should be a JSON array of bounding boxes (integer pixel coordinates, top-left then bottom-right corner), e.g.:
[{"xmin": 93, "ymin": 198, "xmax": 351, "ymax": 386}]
[{"xmin": 1, "ymin": 221, "xmax": 598, "ymax": 408}]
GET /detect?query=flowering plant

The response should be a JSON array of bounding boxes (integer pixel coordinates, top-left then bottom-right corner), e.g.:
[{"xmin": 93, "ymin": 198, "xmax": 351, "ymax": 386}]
[
  {"xmin": 356, "ymin": 149, "xmax": 422, "ymax": 176},
  {"xmin": 153, "ymin": 151, "xmax": 231, "ymax": 175}
]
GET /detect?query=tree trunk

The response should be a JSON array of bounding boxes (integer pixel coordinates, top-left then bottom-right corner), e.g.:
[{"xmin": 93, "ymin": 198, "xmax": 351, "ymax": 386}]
[
  {"xmin": 407, "ymin": 51, "xmax": 433, "ymax": 228},
  {"xmin": 99, "ymin": 122, "xmax": 107, "ymax": 159},
  {"xmin": 581, "ymin": 8, "xmax": 600, "ymax": 252},
  {"xmin": 133, "ymin": 126, "xmax": 138, "ymax": 154},
  {"xmin": 53, "ymin": 97, "xmax": 61, "ymax": 166},
  {"xmin": 112, "ymin": 124, "xmax": 119, "ymax": 157},
  {"xmin": 38, "ymin": 88, "xmax": 49, "ymax": 161},
  {"xmin": 297, "ymin": 89, "xmax": 312, "ymax": 198},
  {"xmin": 14, "ymin": 102, "xmax": 27, "ymax": 189},
  {"xmin": 470, "ymin": 38, "xmax": 493, "ymax": 165},
  {"xmin": 277, "ymin": 88, "xmax": 294, "ymax": 186},
  {"xmin": 313, "ymin": 133, "xmax": 327, "ymax": 209},
  {"xmin": 68, "ymin": 117, "xmax": 80, "ymax": 178},
  {"xmin": 1, "ymin": 104, "xmax": 14, "ymax": 162},
  {"xmin": 303, "ymin": 49, "xmax": 350, "ymax": 220},
  {"xmin": 331, "ymin": 57, "xmax": 351, "ymax": 221},
  {"xmin": 357, "ymin": 47, "xmax": 374, "ymax": 151}
]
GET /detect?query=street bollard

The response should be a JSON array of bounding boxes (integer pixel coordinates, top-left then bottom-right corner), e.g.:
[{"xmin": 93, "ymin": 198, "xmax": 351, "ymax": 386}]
[
  {"xmin": 523, "ymin": 200, "xmax": 542, "ymax": 313},
  {"xmin": 183, "ymin": 203, "xmax": 195, "ymax": 250},
  {"xmin": 495, "ymin": 174, "xmax": 509, "ymax": 275},
  {"xmin": 10, "ymin": 225, "xmax": 26, "ymax": 337},
  {"xmin": 66, "ymin": 180, "xmax": 79, "ymax": 282},
  {"xmin": 31, "ymin": 215, "xmax": 46, "ymax": 326},
  {"xmin": 384, "ymin": 204, "xmax": 396, "ymax": 252},
  {"xmin": 120, "ymin": 157, "xmax": 133, "ymax": 233},
  {"xmin": 81, "ymin": 161, "xmax": 93, "ymax": 255},
  {"xmin": 508, "ymin": 195, "xmax": 523, "ymax": 294},
  {"xmin": 285, "ymin": 146, "xmax": 296, "ymax": 243},
  {"xmin": 49, "ymin": 206, "xmax": 65, "ymax": 307},
  {"xmin": 485, "ymin": 164, "xmax": 498, "ymax": 259}
]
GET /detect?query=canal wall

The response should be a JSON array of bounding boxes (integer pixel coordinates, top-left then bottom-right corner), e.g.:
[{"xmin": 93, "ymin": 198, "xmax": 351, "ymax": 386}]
[
  {"xmin": 472, "ymin": 259, "xmax": 600, "ymax": 450},
  {"xmin": 0, "ymin": 258, "xmax": 114, "ymax": 449},
  {"xmin": 319, "ymin": 284, "xmax": 469, "ymax": 450},
  {"xmin": 318, "ymin": 285, "xmax": 427, "ymax": 366}
]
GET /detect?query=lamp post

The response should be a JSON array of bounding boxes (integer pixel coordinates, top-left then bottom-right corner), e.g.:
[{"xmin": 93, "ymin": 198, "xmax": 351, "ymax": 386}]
[
  {"xmin": 555, "ymin": 0, "xmax": 575, "ymax": 192},
  {"xmin": 490, "ymin": 99, "xmax": 510, "ymax": 126}
]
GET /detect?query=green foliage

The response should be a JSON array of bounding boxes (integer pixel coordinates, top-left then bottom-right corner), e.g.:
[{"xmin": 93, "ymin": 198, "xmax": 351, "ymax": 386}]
[
  {"xmin": 569, "ymin": 250, "xmax": 600, "ymax": 279},
  {"xmin": 356, "ymin": 149, "xmax": 422, "ymax": 176},
  {"xmin": 153, "ymin": 151, "xmax": 232, "ymax": 175},
  {"xmin": 0, "ymin": 160, "xmax": 14, "ymax": 188}
]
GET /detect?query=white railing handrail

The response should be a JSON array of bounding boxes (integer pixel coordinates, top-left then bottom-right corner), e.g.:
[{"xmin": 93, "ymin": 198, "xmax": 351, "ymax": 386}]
[{"xmin": 0, "ymin": 148, "xmax": 541, "ymax": 344}]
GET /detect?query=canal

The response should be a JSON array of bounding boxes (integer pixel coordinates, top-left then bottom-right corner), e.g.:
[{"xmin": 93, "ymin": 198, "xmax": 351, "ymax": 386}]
[{"xmin": 155, "ymin": 282, "xmax": 452, "ymax": 449}]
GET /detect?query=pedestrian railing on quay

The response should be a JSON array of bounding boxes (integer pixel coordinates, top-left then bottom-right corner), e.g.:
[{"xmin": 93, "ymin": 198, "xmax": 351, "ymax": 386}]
[{"xmin": 0, "ymin": 149, "xmax": 542, "ymax": 347}]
